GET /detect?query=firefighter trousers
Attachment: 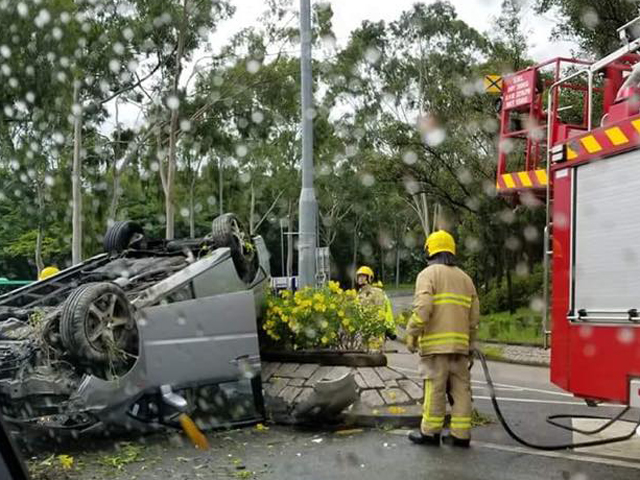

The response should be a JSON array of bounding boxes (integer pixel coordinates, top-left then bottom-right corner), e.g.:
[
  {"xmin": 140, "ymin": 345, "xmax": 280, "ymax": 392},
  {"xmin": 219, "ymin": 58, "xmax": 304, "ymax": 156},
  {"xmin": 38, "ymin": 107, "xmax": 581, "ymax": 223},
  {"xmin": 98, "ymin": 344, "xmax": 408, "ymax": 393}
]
[{"xmin": 419, "ymin": 353, "xmax": 472, "ymax": 440}]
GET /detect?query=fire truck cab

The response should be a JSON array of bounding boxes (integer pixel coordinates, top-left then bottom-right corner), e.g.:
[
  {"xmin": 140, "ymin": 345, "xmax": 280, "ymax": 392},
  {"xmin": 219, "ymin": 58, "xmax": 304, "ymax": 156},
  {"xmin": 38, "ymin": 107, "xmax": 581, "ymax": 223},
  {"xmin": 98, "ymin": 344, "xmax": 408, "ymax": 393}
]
[{"xmin": 497, "ymin": 17, "xmax": 640, "ymax": 407}]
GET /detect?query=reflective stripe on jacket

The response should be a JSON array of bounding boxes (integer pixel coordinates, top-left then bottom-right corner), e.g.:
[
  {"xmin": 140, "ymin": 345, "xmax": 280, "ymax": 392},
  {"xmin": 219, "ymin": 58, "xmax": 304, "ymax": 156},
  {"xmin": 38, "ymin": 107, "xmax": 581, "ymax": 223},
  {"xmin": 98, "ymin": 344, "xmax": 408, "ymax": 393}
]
[{"xmin": 406, "ymin": 264, "xmax": 479, "ymax": 355}]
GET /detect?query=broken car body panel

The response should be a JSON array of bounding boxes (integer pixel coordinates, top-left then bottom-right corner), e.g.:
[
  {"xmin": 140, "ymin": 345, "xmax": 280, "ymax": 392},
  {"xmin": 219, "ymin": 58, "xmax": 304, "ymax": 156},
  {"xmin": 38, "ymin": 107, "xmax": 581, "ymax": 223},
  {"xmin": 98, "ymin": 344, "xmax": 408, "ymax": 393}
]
[{"xmin": 0, "ymin": 216, "xmax": 270, "ymax": 435}]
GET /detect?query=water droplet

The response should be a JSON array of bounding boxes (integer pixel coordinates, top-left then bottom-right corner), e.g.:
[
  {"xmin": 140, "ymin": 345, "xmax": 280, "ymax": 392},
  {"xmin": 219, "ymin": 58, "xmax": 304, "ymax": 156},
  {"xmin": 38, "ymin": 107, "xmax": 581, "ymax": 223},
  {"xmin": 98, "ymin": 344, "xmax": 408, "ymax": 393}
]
[
  {"xmin": 113, "ymin": 42, "xmax": 125, "ymax": 55},
  {"xmin": 17, "ymin": 2, "xmax": 28, "ymax": 18},
  {"xmin": 122, "ymin": 27, "xmax": 134, "ymax": 41},
  {"xmin": 109, "ymin": 59, "xmax": 121, "ymax": 74},
  {"xmin": 402, "ymin": 151, "xmax": 417, "ymax": 165},
  {"xmin": 180, "ymin": 208, "xmax": 189, "ymax": 218},
  {"xmin": 236, "ymin": 145, "xmax": 248, "ymax": 157},
  {"xmin": 207, "ymin": 196, "xmax": 217, "ymax": 206},
  {"xmin": 251, "ymin": 111, "xmax": 264, "ymax": 124},
  {"xmin": 0, "ymin": 45, "xmax": 10, "ymax": 59},
  {"xmin": 581, "ymin": 8, "xmax": 599, "ymax": 29},
  {"xmin": 34, "ymin": 9, "xmax": 51, "ymax": 28},
  {"xmin": 246, "ymin": 59, "xmax": 261, "ymax": 74},
  {"xmin": 361, "ymin": 173, "xmax": 375, "ymax": 187},
  {"xmin": 166, "ymin": 95, "xmax": 180, "ymax": 110},
  {"xmin": 579, "ymin": 325, "xmax": 593, "ymax": 339},
  {"xmin": 364, "ymin": 47, "xmax": 381, "ymax": 64},
  {"xmin": 617, "ymin": 328, "xmax": 634, "ymax": 345},
  {"xmin": 180, "ymin": 119, "xmax": 191, "ymax": 132}
]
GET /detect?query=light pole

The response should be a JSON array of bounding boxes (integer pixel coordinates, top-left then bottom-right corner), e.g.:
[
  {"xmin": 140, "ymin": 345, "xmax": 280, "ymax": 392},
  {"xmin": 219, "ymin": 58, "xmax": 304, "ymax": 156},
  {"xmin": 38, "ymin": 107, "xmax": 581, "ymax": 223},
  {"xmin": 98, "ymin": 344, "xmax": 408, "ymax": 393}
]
[{"xmin": 298, "ymin": 0, "xmax": 318, "ymax": 287}]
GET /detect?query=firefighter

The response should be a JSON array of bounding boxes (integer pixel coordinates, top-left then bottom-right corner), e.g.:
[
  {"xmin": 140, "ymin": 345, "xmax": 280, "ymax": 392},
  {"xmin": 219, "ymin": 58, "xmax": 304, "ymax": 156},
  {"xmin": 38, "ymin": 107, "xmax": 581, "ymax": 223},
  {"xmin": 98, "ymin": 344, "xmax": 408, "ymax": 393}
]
[
  {"xmin": 38, "ymin": 266, "xmax": 60, "ymax": 281},
  {"xmin": 355, "ymin": 266, "xmax": 396, "ymax": 340},
  {"xmin": 406, "ymin": 230, "xmax": 479, "ymax": 447}
]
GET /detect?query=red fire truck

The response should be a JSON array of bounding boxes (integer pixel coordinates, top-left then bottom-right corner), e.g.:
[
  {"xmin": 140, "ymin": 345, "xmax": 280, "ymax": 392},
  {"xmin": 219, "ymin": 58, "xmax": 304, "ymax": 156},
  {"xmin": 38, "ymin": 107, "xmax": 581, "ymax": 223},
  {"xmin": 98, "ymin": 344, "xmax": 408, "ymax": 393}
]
[{"xmin": 496, "ymin": 18, "xmax": 640, "ymax": 408}]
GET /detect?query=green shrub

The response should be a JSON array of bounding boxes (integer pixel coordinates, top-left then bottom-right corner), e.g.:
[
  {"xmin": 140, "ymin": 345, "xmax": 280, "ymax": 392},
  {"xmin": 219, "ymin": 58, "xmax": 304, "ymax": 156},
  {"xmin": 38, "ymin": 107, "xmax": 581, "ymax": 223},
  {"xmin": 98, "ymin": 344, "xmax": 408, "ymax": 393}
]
[
  {"xmin": 477, "ymin": 308, "xmax": 543, "ymax": 345},
  {"xmin": 480, "ymin": 265, "xmax": 543, "ymax": 314}
]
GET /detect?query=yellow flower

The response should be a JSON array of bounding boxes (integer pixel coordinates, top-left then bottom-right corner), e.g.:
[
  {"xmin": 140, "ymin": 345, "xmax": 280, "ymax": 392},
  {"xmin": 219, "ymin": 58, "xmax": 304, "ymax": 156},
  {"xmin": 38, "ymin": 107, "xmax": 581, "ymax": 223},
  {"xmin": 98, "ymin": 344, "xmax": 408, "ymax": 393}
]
[
  {"xmin": 338, "ymin": 310, "xmax": 345, "ymax": 318},
  {"xmin": 342, "ymin": 318, "xmax": 350, "ymax": 327},
  {"xmin": 58, "ymin": 455, "xmax": 74, "ymax": 470},
  {"xmin": 328, "ymin": 281, "xmax": 342, "ymax": 293},
  {"xmin": 346, "ymin": 289, "xmax": 357, "ymax": 298},
  {"xmin": 281, "ymin": 290, "xmax": 292, "ymax": 299},
  {"xmin": 313, "ymin": 293, "xmax": 324, "ymax": 303}
]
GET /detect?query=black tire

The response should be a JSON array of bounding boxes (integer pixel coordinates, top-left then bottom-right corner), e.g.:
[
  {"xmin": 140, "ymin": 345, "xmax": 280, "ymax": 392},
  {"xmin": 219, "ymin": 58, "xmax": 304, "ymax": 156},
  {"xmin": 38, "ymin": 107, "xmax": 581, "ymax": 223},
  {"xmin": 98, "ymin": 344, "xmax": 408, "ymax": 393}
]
[
  {"xmin": 211, "ymin": 213, "xmax": 243, "ymax": 256},
  {"xmin": 103, "ymin": 221, "xmax": 144, "ymax": 253},
  {"xmin": 211, "ymin": 213, "xmax": 256, "ymax": 281},
  {"xmin": 60, "ymin": 283, "xmax": 139, "ymax": 369}
]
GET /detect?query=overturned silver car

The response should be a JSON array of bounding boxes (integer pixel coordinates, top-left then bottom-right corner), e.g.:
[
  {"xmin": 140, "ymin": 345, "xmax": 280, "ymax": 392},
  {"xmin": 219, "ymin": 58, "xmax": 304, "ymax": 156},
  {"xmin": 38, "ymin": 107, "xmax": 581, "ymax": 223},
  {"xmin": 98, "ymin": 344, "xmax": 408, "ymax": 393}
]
[{"xmin": 0, "ymin": 214, "xmax": 270, "ymax": 435}]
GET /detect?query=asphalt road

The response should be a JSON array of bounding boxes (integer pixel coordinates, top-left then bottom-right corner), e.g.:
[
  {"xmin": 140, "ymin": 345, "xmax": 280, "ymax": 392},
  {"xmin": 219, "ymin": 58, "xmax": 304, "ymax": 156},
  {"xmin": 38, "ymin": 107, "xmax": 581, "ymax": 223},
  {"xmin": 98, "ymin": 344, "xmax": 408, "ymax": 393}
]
[
  {"xmin": 27, "ymin": 348, "xmax": 640, "ymax": 480},
  {"xmin": 19, "ymin": 295, "xmax": 640, "ymax": 480}
]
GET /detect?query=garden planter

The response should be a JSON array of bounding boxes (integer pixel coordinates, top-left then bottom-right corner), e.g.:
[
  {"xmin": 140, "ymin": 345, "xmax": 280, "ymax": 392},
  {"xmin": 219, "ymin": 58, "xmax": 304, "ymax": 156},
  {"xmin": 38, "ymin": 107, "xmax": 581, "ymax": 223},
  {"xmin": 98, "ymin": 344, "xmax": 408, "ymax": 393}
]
[{"xmin": 261, "ymin": 349, "xmax": 387, "ymax": 367}]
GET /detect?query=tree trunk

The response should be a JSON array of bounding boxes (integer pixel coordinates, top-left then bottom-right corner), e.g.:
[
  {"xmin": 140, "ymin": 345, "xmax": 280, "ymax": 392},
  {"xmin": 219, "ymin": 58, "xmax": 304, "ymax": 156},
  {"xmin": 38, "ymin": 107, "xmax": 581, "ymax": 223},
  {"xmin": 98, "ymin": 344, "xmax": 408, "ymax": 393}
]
[
  {"xmin": 71, "ymin": 83, "xmax": 83, "ymax": 265},
  {"xmin": 109, "ymin": 100, "xmax": 123, "ymax": 222},
  {"xmin": 506, "ymin": 262, "xmax": 514, "ymax": 314},
  {"xmin": 395, "ymin": 231, "xmax": 401, "ymax": 289},
  {"xmin": 189, "ymin": 184, "xmax": 195, "ymax": 239},
  {"xmin": 164, "ymin": 0, "xmax": 188, "ymax": 240},
  {"xmin": 218, "ymin": 156, "xmax": 224, "ymax": 216},
  {"xmin": 34, "ymin": 178, "xmax": 45, "ymax": 274},
  {"xmin": 249, "ymin": 179, "xmax": 256, "ymax": 236},
  {"xmin": 286, "ymin": 201, "xmax": 294, "ymax": 278},
  {"xmin": 351, "ymin": 217, "xmax": 359, "ymax": 289}
]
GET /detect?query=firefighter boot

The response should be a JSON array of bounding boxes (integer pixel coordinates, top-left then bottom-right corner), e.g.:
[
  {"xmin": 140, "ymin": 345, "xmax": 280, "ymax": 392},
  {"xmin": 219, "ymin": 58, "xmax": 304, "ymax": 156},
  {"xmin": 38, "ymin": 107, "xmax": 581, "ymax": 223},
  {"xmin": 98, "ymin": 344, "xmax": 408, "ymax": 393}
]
[
  {"xmin": 408, "ymin": 431, "xmax": 441, "ymax": 446},
  {"xmin": 443, "ymin": 435, "xmax": 470, "ymax": 448}
]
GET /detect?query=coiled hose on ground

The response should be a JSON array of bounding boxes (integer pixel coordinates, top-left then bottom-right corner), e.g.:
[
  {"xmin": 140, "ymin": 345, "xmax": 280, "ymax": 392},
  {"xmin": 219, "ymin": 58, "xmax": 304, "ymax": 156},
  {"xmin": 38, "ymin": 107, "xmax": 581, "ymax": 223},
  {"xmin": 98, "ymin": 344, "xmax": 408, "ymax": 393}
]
[{"xmin": 475, "ymin": 349, "xmax": 640, "ymax": 451}]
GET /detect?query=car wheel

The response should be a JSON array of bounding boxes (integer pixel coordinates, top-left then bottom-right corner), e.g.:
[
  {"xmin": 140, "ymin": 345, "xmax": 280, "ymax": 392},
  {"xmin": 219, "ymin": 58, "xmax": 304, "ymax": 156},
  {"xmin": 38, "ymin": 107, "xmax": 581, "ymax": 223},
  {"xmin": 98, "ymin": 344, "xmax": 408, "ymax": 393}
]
[
  {"xmin": 60, "ymin": 283, "xmax": 139, "ymax": 376},
  {"xmin": 103, "ymin": 221, "xmax": 144, "ymax": 254},
  {"xmin": 211, "ymin": 213, "xmax": 256, "ymax": 282}
]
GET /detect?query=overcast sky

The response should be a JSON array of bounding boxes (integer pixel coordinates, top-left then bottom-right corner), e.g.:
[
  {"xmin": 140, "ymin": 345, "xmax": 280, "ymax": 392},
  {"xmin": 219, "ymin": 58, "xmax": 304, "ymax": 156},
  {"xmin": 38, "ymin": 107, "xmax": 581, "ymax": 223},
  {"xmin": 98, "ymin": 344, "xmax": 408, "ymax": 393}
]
[
  {"xmin": 211, "ymin": 0, "xmax": 576, "ymax": 60},
  {"xmin": 108, "ymin": 0, "xmax": 577, "ymax": 132}
]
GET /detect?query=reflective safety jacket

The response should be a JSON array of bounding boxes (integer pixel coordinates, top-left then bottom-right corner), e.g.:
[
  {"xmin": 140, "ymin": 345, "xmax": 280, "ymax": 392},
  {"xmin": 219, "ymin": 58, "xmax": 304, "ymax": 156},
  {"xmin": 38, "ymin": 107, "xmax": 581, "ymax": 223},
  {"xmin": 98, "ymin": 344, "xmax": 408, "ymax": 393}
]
[
  {"xmin": 358, "ymin": 284, "xmax": 395, "ymax": 330},
  {"xmin": 407, "ymin": 264, "xmax": 479, "ymax": 356}
]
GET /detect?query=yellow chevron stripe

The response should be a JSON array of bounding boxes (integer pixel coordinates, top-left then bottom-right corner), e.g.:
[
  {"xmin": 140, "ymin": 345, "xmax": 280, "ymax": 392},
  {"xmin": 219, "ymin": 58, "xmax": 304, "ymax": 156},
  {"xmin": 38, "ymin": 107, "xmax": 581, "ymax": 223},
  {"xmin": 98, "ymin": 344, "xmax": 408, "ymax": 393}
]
[
  {"xmin": 605, "ymin": 126, "xmax": 629, "ymax": 146},
  {"xmin": 567, "ymin": 147, "xmax": 578, "ymax": 160},
  {"xmin": 632, "ymin": 119, "xmax": 640, "ymax": 134},
  {"xmin": 535, "ymin": 169, "xmax": 548, "ymax": 185},
  {"xmin": 518, "ymin": 171, "xmax": 533, "ymax": 187},
  {"xmin": 581, "ymin": 135, "xmax": 602, "ymax": 153},
  {"xmin": 502, "ymin": 174, "xmax": 516, "ymax": 189}
]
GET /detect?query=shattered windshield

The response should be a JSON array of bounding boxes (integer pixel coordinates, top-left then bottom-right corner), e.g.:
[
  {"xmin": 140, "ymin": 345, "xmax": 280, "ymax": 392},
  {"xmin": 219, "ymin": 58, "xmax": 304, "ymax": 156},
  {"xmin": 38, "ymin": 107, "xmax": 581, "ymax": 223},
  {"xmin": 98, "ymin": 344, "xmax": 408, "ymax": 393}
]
[{"xmin": 1, "ymin": 0, "xmax": 640, "ymax": 479}]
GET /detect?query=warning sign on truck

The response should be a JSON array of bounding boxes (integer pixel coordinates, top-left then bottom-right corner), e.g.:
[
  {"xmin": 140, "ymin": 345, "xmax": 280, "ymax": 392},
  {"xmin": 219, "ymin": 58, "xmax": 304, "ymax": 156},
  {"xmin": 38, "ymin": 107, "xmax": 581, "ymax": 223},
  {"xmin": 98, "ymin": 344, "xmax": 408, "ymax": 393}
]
[{"xmin": 503, "ymin": 70, "xmax": 535, "ymax": 110}]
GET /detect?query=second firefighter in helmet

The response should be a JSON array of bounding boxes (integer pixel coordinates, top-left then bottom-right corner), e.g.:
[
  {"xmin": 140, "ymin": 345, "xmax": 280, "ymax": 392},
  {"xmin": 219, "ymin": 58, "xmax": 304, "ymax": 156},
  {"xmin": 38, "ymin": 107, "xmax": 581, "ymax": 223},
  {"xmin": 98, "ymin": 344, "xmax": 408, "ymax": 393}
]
[
  {"xmin": 355, "ymin": 266, "xmax": 396, "ymax": 340},
  {"xmin": 406, "ymin": 230, "xmax": 479, "ymax": 448}
]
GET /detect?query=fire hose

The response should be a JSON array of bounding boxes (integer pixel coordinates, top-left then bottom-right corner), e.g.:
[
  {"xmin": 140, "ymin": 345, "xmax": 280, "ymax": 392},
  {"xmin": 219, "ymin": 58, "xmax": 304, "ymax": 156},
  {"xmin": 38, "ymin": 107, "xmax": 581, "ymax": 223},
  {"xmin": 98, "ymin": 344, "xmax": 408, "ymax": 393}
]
[{"xmin": 475, "ymin": 349, "xmax": 640, "ymax": 451}]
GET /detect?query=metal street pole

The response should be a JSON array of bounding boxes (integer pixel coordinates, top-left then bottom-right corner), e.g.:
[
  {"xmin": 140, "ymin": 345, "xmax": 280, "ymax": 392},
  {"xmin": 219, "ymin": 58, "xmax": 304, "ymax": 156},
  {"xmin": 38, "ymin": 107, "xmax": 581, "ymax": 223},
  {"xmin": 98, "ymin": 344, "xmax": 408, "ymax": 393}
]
[{"xmin": 298, "ymin": 0, "xmax": 317, "ymax": 288}]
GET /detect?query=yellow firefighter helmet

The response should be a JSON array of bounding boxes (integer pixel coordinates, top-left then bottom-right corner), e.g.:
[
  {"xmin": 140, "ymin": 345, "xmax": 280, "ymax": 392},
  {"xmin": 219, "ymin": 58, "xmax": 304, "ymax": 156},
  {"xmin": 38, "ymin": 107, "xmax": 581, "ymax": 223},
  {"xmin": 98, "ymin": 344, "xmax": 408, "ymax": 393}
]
[
  {"xmin": 38, "ymin": 266, "xmax": 60, "ymax": 281},
  {"xmin": 425, "ymin": 230, "xmax": 456, "ymax": 256}
]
